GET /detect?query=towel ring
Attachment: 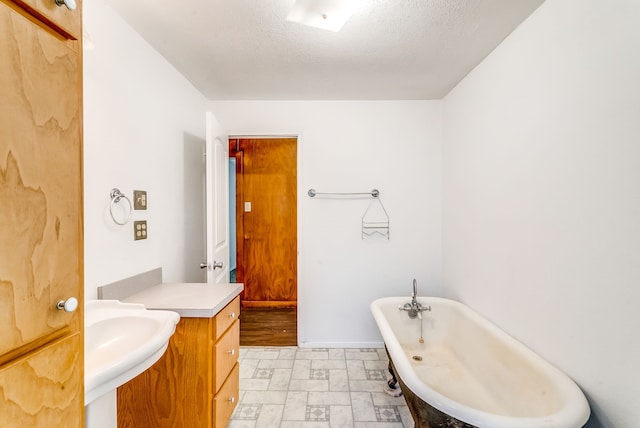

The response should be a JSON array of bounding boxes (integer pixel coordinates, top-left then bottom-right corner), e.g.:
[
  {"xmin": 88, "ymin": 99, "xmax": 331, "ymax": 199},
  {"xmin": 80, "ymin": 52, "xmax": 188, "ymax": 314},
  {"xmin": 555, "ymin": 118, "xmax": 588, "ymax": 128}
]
[{"xmin": 109, "ymin": 188, "xmax": 132, "ymax": 225}]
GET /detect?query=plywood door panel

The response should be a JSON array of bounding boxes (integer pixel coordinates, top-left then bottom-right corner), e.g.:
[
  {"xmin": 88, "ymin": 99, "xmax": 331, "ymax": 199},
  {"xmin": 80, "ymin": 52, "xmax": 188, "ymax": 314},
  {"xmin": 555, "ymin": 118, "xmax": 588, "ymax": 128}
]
[
  {"xmin": 0, "ymin": 1, "xmax": 82, "ymax": 358},
  {"xmin": 0, "ymin": 333, "xmax": 82, "ymax": 427},
  {"xmin": 10, "ymin": 0, "xmax": 81, "ymax": 39},
  {"xmin": 237, "ymin": 138, "xmax": 297, "ymax": 306}
]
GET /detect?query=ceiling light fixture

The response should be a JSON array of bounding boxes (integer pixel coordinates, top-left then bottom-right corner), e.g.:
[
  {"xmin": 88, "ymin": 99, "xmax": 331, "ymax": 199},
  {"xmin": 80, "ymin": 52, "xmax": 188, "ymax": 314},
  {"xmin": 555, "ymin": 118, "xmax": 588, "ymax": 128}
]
[{"xmin": 286, "ymin": 0, "xmax": 361, "ymax": 32}]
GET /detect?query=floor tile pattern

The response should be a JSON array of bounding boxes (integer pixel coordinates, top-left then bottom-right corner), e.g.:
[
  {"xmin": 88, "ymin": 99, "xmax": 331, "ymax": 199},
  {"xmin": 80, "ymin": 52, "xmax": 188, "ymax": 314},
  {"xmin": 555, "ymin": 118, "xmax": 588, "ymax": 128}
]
[{"xmin": 230, "ymin": 347, "xmax": 414, "ymax": 428}]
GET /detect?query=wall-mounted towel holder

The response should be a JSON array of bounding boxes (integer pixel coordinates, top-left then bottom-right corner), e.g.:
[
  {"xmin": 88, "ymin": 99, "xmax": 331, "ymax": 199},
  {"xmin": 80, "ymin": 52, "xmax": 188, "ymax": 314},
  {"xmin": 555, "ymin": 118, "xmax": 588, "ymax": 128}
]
[
  {"xmin": 308, "ymin": 188, "xmax": 379, "ymax": 198},
  {"xmin": 109, "ymin": 188, "xmax": 132, "ymax": 225},
  {"xmin": 308, "ymin": 188, "xmax": 389, "ymax": 239}
]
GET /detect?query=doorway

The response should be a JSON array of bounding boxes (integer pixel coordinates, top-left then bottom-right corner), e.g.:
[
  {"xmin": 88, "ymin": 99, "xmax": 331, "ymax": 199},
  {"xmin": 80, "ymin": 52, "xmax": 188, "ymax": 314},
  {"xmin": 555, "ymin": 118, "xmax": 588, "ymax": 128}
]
[{"xmin": 229, "ymin": 137, "xmax": 298, "ymax": 346}]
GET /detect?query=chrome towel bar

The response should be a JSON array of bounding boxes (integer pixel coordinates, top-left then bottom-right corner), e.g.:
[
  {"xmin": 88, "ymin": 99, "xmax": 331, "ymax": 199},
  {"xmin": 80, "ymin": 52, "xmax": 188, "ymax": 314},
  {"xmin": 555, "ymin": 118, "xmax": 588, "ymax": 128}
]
[{"xmin": 308, "ymin": 188, "xmax": 379, "ymax": 198}]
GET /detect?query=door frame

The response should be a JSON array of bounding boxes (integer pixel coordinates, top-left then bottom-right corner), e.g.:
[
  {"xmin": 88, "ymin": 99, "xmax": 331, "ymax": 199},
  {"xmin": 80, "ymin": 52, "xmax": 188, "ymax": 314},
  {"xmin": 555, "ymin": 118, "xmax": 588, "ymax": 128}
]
[{"xmin": 229, "ymin": 135, "xmax": 299, "ymax": 308}]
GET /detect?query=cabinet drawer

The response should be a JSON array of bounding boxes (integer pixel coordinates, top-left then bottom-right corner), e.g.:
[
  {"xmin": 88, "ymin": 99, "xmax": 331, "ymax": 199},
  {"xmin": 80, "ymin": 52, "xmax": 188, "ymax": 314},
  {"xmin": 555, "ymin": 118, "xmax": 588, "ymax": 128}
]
[
  {"xmin": 214, "ymin": 296, "xmax": 240, "ymax": 340},
  {"xmin": 12, "ymin": 0, "xmax": 81, "ymax": 39},
  {"xmin": 213, "ymin": 363, "xmax": 239, "ymax": 428},
  {"xmin": 213, "ymin": 320, "xmax": 239, "ymax": 392},
  {"xmin": 0, "ymin": 333, "xmax": 82, "ymax": 427}
]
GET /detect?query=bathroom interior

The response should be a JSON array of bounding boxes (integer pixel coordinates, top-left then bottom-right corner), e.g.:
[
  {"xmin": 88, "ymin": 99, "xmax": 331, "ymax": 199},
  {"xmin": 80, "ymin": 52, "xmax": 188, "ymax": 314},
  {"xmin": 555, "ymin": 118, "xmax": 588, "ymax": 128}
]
[{"xmin": 2, "ymin": 0, "xmax": 639, "ymax": 427}]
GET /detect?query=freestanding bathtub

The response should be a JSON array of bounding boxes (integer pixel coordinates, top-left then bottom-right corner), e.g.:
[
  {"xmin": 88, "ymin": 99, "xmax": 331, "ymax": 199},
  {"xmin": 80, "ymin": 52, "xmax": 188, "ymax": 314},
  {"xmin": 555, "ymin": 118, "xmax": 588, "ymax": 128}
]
[{"xmin": 370, "ymin": 296, "xmax": 590, "ymax": 428}]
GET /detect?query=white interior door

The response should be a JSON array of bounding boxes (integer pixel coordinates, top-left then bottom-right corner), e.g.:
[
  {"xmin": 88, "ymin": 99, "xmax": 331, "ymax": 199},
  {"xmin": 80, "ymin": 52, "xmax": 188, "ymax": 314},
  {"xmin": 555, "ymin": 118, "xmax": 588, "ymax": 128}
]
[{"xmin": 205, "ymin": 112, "xmax": 230, "ymax": 283}]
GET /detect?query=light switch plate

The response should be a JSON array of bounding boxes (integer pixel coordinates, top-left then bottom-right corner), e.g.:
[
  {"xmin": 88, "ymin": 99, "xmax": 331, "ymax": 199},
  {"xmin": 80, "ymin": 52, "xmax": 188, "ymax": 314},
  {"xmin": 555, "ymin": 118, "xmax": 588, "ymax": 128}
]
[
  {"xmin": 244, "ymin": 201, "xmax": 252, "ymax": 212},
  {"xmin": 134, "ymin": 190, "xmax": 147, "ymax": 210},
  {"xmin": 134, "ymin": 220, "xmax": 148, "ymax": 240}
]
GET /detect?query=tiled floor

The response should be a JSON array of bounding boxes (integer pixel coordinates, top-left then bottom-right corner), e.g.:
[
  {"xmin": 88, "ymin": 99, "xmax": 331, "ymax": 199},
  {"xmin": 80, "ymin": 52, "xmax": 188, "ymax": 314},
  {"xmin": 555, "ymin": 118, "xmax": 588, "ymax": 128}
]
[{"xmin": 230, "ymin": 347, "xmax": 414, "ymax": 428}]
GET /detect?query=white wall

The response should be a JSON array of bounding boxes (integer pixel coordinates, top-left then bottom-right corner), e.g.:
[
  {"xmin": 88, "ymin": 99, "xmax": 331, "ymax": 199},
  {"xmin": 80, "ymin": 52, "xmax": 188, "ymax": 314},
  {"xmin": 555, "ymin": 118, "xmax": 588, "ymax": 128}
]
[
  {"xmin": 442, "ymin": 0, "xmax": 640, "ymax": 426},
  {"xmin": 83, "ymin": 0, "xmax": 208, "ymax": 299},
  {"xmin": 210, "ymin": 101, "xmax": 443, "ymax": 347}
]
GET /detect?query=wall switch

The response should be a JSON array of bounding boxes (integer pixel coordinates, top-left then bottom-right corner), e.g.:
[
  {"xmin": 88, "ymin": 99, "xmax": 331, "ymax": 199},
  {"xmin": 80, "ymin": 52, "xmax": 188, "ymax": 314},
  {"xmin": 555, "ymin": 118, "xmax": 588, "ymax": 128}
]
[
  {"xmin": 134, "ymin": 190, "xmax": 147, "ymax": 210},
  {"xmin": 244, "ymin": 201, "xmax": 252, "ymax": 212},
  {"xmin": 134, "ymin": 220, "xmax": 148, "ymax": 240}
]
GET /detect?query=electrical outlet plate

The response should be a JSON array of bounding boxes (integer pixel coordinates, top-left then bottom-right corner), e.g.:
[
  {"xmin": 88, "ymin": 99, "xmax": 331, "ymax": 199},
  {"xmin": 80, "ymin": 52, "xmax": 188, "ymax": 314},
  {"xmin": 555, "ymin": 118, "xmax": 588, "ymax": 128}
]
[
  {"xmin": 134, "ymin": 220, "xmax": 148, "ymax": 240},
  {"xmin": 134, "ymin": 190, "xmax": 147, "ymax": 210}
]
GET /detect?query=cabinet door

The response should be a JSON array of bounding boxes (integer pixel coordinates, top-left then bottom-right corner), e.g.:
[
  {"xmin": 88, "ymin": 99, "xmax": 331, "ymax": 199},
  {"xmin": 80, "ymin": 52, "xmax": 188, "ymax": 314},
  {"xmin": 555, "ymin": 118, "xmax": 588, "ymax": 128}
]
[
  {"xmin": 0, "ymin": 334, "xmax": 83, "ymax": 427},
  {"xmin": 0, "ymin": 1, "xmax": 82, "ymax": 359},
  {"xmin": 11, "ymin": 0, "xmax": 81, "ymax": 39}
]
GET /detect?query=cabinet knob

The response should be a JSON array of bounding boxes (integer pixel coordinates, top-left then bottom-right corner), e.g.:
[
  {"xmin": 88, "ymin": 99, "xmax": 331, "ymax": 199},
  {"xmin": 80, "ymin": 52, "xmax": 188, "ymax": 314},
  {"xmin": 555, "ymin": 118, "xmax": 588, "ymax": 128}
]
[
  {"xmin": 228, "ymin": 312, "xmax": 236, "ymax": 319},
  {"xmin": 227, "ymin": 349, "xmax": 235, "ymax": 356},
  {"xmin": 228, "ymin": 397, "xmax": 235, "ymax": 404},
  {"xmin": 56, "ymin": 297, "xmax": 78, "ymax": 313},
  {"xmin": 54, "ymin": 0, "xmax": 77, "ymax": 11}
]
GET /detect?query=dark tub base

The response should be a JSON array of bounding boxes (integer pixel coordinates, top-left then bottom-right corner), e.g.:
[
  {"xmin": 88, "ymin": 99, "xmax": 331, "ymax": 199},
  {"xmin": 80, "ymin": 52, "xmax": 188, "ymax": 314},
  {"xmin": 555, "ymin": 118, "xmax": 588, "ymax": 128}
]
[{"xmin": 386, "ymin": 348, "xmax": 478, "ymax": 428}]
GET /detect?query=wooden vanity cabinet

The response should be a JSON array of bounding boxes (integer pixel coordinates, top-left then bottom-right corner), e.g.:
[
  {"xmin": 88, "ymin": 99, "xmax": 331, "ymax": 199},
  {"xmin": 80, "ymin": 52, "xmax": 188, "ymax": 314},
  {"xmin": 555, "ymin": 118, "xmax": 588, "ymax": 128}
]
[
  {"xmin": 118, "ymin": 296, "xmax": 240, "ymax": 428},
  {"xmin": 0, "ymin": 0, "xmax": 83, "ymax": 426}
]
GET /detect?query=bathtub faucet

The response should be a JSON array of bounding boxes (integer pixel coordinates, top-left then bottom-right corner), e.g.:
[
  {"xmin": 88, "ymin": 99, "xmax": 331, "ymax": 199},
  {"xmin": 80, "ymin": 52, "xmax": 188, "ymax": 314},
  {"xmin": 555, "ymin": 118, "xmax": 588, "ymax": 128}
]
[{"xmin": 399, "ymin": 279, "xmax": 431, "ymax": 319}]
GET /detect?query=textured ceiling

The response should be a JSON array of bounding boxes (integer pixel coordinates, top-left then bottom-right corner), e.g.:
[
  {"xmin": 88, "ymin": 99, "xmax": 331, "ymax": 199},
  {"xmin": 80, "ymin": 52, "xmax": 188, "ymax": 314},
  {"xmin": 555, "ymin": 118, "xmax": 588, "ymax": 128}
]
[{"xmin": 105, "ymin": 0, "xmax": 545, "ymax": 100}]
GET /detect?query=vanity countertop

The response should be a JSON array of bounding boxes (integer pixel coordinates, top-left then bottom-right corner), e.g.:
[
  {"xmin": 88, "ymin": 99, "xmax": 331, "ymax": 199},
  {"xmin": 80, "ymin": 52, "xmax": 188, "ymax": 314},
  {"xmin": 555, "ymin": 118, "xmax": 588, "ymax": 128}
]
[{"xmin": 122, "ymin": 282, "xmax": 244, "ymax": 318}]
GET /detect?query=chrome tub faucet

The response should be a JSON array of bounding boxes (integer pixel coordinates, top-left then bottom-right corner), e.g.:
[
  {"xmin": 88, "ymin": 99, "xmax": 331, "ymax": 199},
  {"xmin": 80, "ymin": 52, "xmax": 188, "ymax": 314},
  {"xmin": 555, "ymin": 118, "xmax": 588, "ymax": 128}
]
[{"xmin": 399, "ymin": 279, "xmax": 431, "ymax": 319}]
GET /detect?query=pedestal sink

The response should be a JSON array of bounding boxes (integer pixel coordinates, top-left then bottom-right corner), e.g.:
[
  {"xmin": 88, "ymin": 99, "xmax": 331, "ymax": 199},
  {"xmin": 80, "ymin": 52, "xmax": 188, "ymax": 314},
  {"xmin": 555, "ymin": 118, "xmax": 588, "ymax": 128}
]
[{"xmin": 85, "ymin": 300, "xmax": 180, "ymax": 405}]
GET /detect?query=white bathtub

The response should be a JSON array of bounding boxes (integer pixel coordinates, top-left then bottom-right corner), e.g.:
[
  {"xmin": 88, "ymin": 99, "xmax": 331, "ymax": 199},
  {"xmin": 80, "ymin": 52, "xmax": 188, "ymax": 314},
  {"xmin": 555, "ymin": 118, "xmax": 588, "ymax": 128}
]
[{"xmin": 371, "ymin": 297, "xmax": 590, "ymax": 428}]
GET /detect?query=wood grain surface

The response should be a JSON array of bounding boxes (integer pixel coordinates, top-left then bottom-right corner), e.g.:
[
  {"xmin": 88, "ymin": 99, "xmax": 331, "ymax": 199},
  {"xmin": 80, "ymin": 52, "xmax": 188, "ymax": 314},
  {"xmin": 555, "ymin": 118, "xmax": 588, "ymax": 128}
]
[
  {"xmin": 214, "ymin": 363, "xmax": 239, "ymax": 428},
  {"xmin": 0, "ymin": 334, "xmax": 82, "ymax": 427},
  {"xmin": 118, "ymin": 298, "xmax": 241, "ymax": 427},
  {"xmin": 240, "ymin": 308, "xmax": 297, "ymax": 346},
  {"xmin": 0, "ymin": 0, "xmax": 82, "ymax": 359},
  {"xmin": 233, "ymin": 138, "xmax": 297, "ymax": 307},
  {"xmin": 118, "ymin": 317, "xmax": 214, "ymax": 428},
  {"xmin": 0, "ymin": 2, "xmax": 83, "ymax": 425}
]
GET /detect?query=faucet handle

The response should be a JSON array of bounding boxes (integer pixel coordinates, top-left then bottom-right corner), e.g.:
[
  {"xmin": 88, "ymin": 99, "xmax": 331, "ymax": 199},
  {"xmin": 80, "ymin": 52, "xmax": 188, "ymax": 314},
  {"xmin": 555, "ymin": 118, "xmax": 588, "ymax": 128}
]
[{"xmin": 398, "ymin": 303, "xmax": 412, "ymax": 312}]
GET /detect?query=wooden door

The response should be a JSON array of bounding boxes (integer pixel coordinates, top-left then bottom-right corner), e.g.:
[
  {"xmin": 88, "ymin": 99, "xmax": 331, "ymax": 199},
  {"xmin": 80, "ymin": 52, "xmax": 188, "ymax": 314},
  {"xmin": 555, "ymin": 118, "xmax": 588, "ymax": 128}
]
[
  {"xmin": 231, "ymin": 138, "xmax": 297, "ymax": 307},
  {"xmin": 0, "ymin": 1, "xmax": 83, "ymax": 425},
  {"xmin": 0, "ymin": 334, "xmax": 82, "ymax": 426}
]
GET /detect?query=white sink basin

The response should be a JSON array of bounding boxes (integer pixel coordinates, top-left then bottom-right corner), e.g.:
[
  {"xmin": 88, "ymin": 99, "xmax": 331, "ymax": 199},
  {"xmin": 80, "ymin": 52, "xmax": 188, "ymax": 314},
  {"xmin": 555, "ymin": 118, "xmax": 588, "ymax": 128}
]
[{"xmin": 85, "ymin": 300, "xmax": 180, "ymax": 405}]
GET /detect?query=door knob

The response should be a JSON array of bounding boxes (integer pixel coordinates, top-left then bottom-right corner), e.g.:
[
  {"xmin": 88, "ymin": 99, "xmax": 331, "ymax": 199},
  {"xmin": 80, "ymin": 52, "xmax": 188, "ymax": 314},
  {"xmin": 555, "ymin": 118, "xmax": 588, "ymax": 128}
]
[
  {"xmin": 56, "ymin": 297, "xmax": 78, "ymax": 313},
  {"xmin": 54, "ymin": 0, "xmax": 77, "ymax": 11},
  {"xmin": 213, "ymin": 261, "xmax": 223, "ymax": 270}
]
